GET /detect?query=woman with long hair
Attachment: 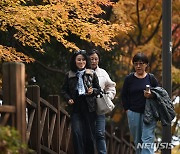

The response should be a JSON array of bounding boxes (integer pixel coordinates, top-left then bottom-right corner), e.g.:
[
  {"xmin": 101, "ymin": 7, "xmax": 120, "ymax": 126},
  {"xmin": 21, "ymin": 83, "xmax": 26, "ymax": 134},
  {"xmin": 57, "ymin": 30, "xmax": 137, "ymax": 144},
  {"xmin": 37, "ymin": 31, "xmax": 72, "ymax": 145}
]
[{"xmin": 62, "ymin": 50, "xmax": 101, "ymax": 154}]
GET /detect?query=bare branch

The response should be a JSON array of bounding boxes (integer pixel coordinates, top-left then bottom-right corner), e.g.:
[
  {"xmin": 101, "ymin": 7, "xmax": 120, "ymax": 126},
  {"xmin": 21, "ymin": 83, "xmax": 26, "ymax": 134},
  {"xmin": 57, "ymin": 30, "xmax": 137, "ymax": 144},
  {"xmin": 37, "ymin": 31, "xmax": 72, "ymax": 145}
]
[
  {"xmin": 127, "ymin": 34, "xmax": 137, "ymax": 46},
  {"xmin": 143, "ymin": 15, "xmax": 162, "ymax": 44},
  {"xmin": 35, "ymin": 60, "xmax": 65, "ymax": 74},
  {"xmin": 172, "ymin": 40, "xmax": 180, "ymax": 53},
  {"xmin": 172, "ymin": 24, "xmax": 180, "ymax": 35},
  {"xmin": 136, "ymin": 0, "xmax": 142, "ymax": 44}
]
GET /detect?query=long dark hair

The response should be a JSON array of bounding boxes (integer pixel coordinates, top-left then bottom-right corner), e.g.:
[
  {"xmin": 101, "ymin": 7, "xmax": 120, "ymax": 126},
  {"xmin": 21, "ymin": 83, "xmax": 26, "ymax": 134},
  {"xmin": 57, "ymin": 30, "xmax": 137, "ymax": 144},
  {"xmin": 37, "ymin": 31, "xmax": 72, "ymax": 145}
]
[{"xmin": 70, "ymin": 50, "xmax": 91, "ymax": 72}]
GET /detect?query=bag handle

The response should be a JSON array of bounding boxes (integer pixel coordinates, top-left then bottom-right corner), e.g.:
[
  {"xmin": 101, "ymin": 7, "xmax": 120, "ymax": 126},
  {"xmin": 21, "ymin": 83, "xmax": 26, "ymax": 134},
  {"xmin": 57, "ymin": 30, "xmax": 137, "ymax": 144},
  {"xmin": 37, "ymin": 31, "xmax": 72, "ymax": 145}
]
[{"xmin": 97, "ymin": 90, "xmax": 109, "ymax": 98}]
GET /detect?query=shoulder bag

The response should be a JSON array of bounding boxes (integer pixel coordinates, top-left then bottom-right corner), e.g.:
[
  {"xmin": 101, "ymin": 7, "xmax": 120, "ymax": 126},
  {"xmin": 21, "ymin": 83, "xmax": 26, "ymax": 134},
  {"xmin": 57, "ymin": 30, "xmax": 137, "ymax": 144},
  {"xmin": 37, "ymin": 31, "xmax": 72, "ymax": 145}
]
[{"xmin": 96, "ymin": 92, "xmax": 115, "ymax": 115}]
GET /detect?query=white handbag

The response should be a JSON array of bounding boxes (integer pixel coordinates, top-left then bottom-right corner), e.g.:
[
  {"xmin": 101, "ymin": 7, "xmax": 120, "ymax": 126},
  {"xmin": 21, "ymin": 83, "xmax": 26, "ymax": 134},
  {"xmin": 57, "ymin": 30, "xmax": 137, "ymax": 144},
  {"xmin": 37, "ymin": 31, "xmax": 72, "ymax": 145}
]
[{"xmin": 96, "ymin": 92, "xmax": 115, "ymax": 115}]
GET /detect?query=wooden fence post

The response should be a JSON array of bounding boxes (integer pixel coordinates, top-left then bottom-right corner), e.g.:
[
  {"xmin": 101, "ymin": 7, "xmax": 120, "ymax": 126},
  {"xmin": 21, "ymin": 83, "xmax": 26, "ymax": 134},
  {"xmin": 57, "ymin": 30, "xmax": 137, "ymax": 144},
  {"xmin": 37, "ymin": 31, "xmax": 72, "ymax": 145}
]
[
  {"xmin": 48, "ymin": 95, "xmax": 60, "ymax": 153},
  {"xmin": 2, "ymin": 62, "xmax": 26, "ymax": 143},
  {"xmin": 26, "ymin": 85, "xmax": 41, "ymax": 154},
  {"xmin": 110, "ymin": 124, "xmax": 114, "ymax": 154}
]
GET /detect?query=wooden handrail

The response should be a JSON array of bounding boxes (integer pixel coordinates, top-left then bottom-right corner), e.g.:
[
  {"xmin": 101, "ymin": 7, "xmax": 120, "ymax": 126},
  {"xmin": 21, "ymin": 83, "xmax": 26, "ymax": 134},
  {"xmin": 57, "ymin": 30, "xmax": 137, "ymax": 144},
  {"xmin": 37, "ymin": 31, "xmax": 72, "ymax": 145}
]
[
  {"xmin": 40, "ymin": 97, "xmax": 58, "ymax": 113},
  {"xmin": 0, "ymin": 62, "xmax": 135, "ymax": 154},
  {"xmin": 0, "ymin": 105, "xmax": 16, "ymax": 112}
]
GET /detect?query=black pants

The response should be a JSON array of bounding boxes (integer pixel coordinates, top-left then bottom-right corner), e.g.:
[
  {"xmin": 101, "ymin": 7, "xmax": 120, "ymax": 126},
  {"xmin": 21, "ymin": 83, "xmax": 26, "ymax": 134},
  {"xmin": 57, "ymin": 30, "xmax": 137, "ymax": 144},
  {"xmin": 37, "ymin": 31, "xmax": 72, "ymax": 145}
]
[{"xmin": 71, "ymin": 96, "xmax": 96, "ymax": 154}]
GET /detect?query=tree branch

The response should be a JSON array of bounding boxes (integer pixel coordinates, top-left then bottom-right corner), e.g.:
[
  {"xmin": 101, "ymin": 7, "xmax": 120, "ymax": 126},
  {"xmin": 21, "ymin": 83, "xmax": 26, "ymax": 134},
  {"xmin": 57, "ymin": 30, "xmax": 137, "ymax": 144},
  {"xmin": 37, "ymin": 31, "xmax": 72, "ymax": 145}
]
[
  {"xmin": 136, "ymin": 0, "xmax": 142, "ymax": 44},
  {"xmin": 143, "ymin": 15, "xmax": 162, "ymax": 44},
  {"xmin": 35, "ymin": 60, "xmax": 65, "ymax": 74},
  {"xmin": 127, "ymin": 34, "xmax": 137, "ymax": 46},
  {"xmin": 8, "ymin": 29, "xmax": 65, "ymax": 74},
  {"xmin": 172, "ymin": 24, "xmax": 180, "ymax": 35},
  {"xmin": 172, "ymin": 40, "xmax": 180, "ymax": 53}
]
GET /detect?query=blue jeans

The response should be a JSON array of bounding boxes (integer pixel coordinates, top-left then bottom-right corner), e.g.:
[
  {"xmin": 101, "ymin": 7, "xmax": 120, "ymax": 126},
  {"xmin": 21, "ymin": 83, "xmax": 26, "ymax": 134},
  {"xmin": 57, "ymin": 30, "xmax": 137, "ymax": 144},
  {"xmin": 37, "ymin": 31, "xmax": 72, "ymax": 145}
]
[
  {"xmin": 71, "ymin": 112, "xmax": 96, "ymax": 154},
  {"xmin": 96, "ymin": 114, "xmax": 107, "ymax": 154},
  {"xmin": 127, "ymin": 110, "xmax": 156, "ymax": 154}
]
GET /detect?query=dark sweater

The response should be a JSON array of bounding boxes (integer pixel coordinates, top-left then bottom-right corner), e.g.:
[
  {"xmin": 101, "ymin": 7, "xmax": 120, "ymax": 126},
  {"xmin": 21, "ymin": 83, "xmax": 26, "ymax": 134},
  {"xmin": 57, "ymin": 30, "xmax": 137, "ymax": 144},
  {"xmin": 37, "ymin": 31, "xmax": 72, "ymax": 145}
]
[{"xmin": 121, "ymin": 73, "xmax": 158, "ymax": 113}]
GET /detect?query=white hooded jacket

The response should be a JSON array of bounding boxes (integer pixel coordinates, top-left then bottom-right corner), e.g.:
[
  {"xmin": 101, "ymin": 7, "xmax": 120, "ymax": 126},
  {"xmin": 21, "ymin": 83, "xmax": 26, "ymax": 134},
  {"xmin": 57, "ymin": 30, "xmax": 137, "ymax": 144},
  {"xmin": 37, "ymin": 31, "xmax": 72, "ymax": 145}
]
[{"xmin": 94, "ymin": 66, "xmax": 116, "ymax": 100}]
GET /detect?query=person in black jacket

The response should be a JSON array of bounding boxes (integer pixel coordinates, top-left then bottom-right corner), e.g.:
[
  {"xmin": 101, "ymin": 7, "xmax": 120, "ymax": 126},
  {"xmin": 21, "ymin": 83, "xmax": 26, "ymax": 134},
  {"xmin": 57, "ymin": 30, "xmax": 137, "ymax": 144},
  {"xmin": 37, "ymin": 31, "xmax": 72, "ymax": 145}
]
[
  {"xmin": 121, "ymin": 52, "xmax": 158, "ymax": 154},
  {"xmin": 61, "ymin": 50, "xmax": 101, "ymax": 154}
]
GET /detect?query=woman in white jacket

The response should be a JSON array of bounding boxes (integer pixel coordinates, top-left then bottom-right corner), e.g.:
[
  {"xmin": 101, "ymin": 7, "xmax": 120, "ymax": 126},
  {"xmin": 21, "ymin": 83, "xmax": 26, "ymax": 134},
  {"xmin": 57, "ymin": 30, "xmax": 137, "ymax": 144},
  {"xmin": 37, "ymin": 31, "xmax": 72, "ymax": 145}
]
[{"xmin": 88, "ymin": 49, "xmax": 116, "ymax": 154}]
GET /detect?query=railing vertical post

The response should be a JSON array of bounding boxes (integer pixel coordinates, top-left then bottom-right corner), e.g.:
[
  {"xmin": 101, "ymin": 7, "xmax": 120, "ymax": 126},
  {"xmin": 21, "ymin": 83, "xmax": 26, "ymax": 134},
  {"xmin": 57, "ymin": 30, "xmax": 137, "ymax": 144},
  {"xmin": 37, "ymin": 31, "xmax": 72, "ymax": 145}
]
[
  {"xmin": 49, "ymin": 95, "xmax": 60, "ymax": 153},
  {"xmin": 2, "ymin": 62, "xmax": 26, "ymax": 143},
  {"xmin": 109, "ymin": 123, "xmax": 114, "ymax": 154},
  {"xmin": 27, "ymin": 85, "xmax": 41, "ymax": 154}
]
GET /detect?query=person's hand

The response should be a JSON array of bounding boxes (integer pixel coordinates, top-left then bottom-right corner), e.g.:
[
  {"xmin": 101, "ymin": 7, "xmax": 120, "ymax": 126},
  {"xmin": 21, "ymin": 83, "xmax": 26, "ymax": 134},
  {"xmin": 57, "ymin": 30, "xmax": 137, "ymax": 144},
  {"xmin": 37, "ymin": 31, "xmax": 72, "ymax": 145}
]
[
  {"xmin": 144, "ymin": 90, "xmax": 153, "ymax": 98},
  {"xmin": 68, "ymin": 99, "xmax": 74, "ymax": 105},
  {"xmin": 87, "ymin": 87, "xmax": 93, "ymax": 95}
]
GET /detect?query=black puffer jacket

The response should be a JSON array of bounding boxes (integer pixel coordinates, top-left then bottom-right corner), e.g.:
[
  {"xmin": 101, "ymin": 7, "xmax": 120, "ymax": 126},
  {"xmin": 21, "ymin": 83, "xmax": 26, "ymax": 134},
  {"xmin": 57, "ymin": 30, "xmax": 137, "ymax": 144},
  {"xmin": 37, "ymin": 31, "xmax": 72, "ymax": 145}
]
[
  {"xmin": 61, "ymin": 69, "xmax": 101, "ymax": 113},
  {"xmin": 144, "ymin": 87, "xmax": 176, "ymax": 126}
]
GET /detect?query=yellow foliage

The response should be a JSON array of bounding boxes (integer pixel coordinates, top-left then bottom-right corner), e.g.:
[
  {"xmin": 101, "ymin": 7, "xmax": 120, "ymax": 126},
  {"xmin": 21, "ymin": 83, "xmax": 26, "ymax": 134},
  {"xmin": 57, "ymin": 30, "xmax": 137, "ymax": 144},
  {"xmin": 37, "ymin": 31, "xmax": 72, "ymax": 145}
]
[
  {"xmin": 0, "ymin": 0, "xmax": 132, "ymax": 60},
  {"xmin": 172, "ymin": 66, "xmax": 180, "ymax": 84},
  {"xmin": 112, "ymin": 109, "xmax": 123, "ymax": 123},
  {"xmin": 0, "ymin": 45, "xmax": 34, "ymax": 63}
]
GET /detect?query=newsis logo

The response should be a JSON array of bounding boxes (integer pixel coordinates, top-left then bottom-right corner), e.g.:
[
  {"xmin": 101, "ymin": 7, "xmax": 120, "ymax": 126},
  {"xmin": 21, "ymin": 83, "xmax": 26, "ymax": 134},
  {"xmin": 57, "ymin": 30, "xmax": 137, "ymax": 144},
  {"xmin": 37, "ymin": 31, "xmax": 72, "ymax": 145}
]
[{"xmin": 137, "ymin": 143, "xmax": 174, "ymax": 150}]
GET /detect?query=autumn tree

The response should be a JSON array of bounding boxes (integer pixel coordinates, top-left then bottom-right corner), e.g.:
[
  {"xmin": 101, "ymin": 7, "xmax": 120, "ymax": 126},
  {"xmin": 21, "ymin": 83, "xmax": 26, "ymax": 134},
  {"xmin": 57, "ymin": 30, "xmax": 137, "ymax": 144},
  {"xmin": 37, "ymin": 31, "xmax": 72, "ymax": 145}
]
[
  {"xmin": 109, "ymin": 0, "xmax": 180, "ymax": 149},
  {"xmin": 0, "ymin": 1, "xmax": 179, "ymax": 152},
  {"xmin": 0, "ymin": 0, "xmax": 131, "ymax": 62},
  {"xmin": 111, "ymin": 0, "xmax": 179, "ymax": 86},
  {"xmin": 0, "ymin": 0, "xmax": 133, "ymax": 95}
]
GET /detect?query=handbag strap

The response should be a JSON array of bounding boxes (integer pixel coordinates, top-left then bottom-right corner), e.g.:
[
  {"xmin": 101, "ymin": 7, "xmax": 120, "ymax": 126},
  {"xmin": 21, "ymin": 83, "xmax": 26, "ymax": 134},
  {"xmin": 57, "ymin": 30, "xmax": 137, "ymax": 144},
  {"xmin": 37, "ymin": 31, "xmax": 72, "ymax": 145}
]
[{"xmin": 98, "ymin": 90, "xmax": 109, "ymax": 98}]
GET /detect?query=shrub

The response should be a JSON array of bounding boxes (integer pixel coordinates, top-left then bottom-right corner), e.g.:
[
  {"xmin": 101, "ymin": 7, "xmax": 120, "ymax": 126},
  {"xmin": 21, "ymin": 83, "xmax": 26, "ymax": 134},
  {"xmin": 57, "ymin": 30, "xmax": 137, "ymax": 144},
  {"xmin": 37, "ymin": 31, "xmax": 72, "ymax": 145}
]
[{"xmin": 0, "ymin": 126, "xmax": 29, "ymax": 154}]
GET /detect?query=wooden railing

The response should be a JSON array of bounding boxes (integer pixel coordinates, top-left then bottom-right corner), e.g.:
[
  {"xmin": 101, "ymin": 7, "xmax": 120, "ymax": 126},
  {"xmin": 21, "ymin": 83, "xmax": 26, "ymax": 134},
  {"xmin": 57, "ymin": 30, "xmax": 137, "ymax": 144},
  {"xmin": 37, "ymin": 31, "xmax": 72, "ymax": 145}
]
[
  {"xmin": 105, "ymin": 129, "xmax": 135, "ymax": 154},
  {"xmin": 26, "ymin": 86, "xmax": 73, "ymax": 154},
  {"xmin": 0, "ymin": 62, "xmax": 26, "ymax": 144},
  {"xmin": 0, "ymin": 62, "xmax": 135, "ymax": 154}
]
